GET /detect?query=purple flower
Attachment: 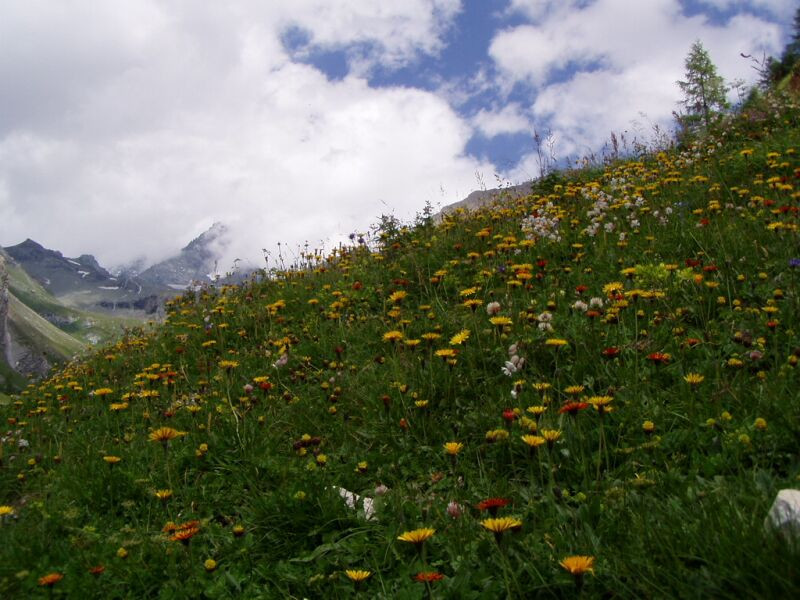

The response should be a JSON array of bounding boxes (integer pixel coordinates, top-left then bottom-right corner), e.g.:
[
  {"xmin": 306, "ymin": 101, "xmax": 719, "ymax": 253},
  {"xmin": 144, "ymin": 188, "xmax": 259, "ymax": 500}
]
[{"xmin": 790, "ymin": 258, "xmax": 800, "ymax": 269}]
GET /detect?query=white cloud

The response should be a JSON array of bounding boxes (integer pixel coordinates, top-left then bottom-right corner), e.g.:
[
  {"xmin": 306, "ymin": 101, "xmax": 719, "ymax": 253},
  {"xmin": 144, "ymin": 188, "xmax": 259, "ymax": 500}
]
[
  {"xmin": 472, "ymin": 103, "xmax": 531, "ymax": 137},
  {"xmin": 0, "ymin": 0, "xmax": 488, "ymax": 270},
  {"xmin": 488, "ymin": 0, "xmax": 784, "ymax": 178}
]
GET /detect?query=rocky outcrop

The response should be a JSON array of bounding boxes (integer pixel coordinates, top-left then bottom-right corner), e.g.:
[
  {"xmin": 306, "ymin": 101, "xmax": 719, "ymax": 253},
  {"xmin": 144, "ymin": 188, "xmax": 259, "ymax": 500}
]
[{"xmin": 0, "ymin": 254, "xmax": 11, "ymax": 369}]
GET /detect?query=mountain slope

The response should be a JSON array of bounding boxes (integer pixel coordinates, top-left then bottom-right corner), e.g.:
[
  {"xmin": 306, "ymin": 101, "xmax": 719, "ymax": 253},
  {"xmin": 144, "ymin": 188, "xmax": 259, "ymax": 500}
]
[{"xmin": 0, "ymin": 91, "xmax": 799, "ymax": 598}]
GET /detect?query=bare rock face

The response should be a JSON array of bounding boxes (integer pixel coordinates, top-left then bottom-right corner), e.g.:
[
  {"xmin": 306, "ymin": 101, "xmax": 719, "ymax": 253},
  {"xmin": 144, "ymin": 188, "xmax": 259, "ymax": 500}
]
[{"xmin": 0, "ymin": 254, "xmax": 10, "ymax": 368}]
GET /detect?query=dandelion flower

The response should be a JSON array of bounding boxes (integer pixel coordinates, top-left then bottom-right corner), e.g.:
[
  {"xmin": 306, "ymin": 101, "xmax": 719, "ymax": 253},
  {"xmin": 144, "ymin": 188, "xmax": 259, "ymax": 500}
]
[
  {"xmin": 521, "ymin": 434, "xmax": 546, "ymax": 449},
  {"xmin": 449, "ymin": 329, "xmax": 470, "ymax": 345},
  {"xmin": 148, "ymin": 427, "xmax": 187, "ymax": 444},
  {"xmin": 204, "ymin": 559, "xmax": 217, "ymax": 572},
  {"xmin": 345, "ymin": 569, "xmax": 372, "ymax": 582},
  {"xmin": 443, "ymin": 442, "xmax": 464, "ymax": 456},
  {"xmin": 560, "ymin": 555, "xmax": 595, "ymax": 576},
  {"xmin": 397, "ymin": 528, "xmax": 435, "ymax": 545},
  {"xmin": 0, "ymin": 505, "xmax": 16, "ymax": 517},
  {"xmin": 382, "ymin": 330, "xmax": 404, "ymax": 343},
  {"xmin": 683, "ymin": 373, "xmax": 705, "ymax": 386},
  {"xmin": 481, "ymin": 517, "xmax": 522, "ymax": 541}
]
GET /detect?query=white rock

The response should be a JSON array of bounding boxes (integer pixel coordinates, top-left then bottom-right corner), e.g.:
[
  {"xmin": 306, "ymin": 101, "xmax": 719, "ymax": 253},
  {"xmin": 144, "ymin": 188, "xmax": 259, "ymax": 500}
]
[
  {"xmin": 765, "ymin": 489, "xmax": 800, "ymax": 541},
  {"xmin": 335, "ymin": 486, "xmax": 376, "ymax": 520}
]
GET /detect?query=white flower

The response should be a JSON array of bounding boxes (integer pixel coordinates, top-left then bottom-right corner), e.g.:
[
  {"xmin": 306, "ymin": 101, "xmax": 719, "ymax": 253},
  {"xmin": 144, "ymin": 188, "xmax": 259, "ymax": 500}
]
[{"xmin": 486, "ymin": 301, "xmax": 502, "ymax": 316}]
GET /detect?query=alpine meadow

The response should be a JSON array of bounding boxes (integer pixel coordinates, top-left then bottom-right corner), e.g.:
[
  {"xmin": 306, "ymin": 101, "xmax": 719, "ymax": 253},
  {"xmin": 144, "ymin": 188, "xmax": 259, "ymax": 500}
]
[{"xmin": 3, "ymin": 34, "xmax": 800, "ymax": 600}]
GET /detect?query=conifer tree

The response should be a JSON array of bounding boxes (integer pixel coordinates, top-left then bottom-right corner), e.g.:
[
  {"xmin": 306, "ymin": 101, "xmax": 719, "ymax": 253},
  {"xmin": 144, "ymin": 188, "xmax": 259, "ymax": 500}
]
[{"xmin": 677, "ymin": 41, "xmax": 728, "ymax": 130}]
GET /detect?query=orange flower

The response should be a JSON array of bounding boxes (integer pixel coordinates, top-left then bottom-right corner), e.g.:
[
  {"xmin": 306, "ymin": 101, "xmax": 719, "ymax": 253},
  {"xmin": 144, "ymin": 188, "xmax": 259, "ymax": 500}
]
[{"xmin": 38, "ymin": 572, "xmax": 64, "ymax": 587}]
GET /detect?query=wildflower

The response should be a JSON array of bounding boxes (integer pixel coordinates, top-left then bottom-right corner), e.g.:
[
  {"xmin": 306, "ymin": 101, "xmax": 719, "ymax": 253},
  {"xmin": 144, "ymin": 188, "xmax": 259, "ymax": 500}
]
[
  {"xmin": 602, "ymin": 346, "xmax": 620, "ymax": 358},
  {"xmin": 521, "ymin": 434, "xmax": 546, "ymax": 450},
  {"xmin": 443, "ymin": 442, "xmax": 464, "ymax": 456},
  {"xmin": 0, "ymin": 505, "xmax": 14, "ymax": 517},
  {"xmin": 345, "ymin": 569, "xmax": 372, "ymax": 583},
  {"xmin": 435, "ymin": 348, "xmax": 457, "ymax": 359},
  {"xmin": 232, "ymin": 524, "xmax": 246, "ymax": 537},
  {"xmin": 588, "ymin": 395, "xmax": 613, "ymax": 415},
  {"xmin": 388, "ymin": 290, "xmax": 407, "ymax": 303},
  {"xmin": 355, "ymin": 461, "xmax": 368, "ymax": 473},
  {"xmin": 486, "ymin": 301, "xmax": 502, "ymax": 315},
  {"xmin": 560, "ymin": 555, "xmax": 595, "ymax": 590},
  {"xmin": 117, "ymin": 547, "xmax": 129, "ymax": 559},
  {"xmin": 476, "ymin": 497, "xmax": 511, "ymax": 515},
  {"xmin": 480, "ymin": 517, "xmax": 522, "ymax": 541},
  {"xmin": 204, "ymin": 559, "xmax": 217, "ymax": 572},
  {"xmin": 414, "ymin": 571, "xmax": 445, "ymax": 583},
  {"xmin": 564, "ymin": 385, "xmax": 585, "ymax": 396},
  {"xmin": 683, "ymin": 373, "xmax": 704, "ymax": 386},
  {"xmin": 449, "ymin": 329, "xmax": 470, "ymax": 345},
  {"xmin": 171, "ymin": 526, "xmax": 200, "ymax": 544},
  {"xmin": 382, "ymin": 330, "xmax": 404, "ymax": 343},
  {"xmin": 559, "ymin": 401, "xmax": 589, "ymax": 416},
  {"xmin": 88, "ymin": 565, "xmax": 105, "ymax": 576},
  {"xmin": 490, "ymin": 316, "xmax": 512, "ymax": 327},
  {"xmin": 646, "ymin": 352, "xmax": 671, "ymax": 364},
  {"xmin": 38, "ymin": 572, "xmax": 64, "ymax": 587},
  {"xmin": 155, "ymin": 489, "xmax": 173, "ymax": 502},
  {"xmin": 103, "ymin": 455, "xmax": 122, "ymax": 465},
  {"xmin": 446, "ymin": 500, "xmax": 462, "ymax": 519},
  {"xmin": 93, "ymin": 388, "xmax": 113, "ymax": 397},
  {"xmin": 148, "ymin": 427, "xmax": 187, "ymax": 445},
  {"xmin": 642, "ymin": 420, "xmax": 655, "ymax": 434},
  {"xmin": 545, "ymin": 338, "xmax": 568, "ymax": 347},
  {"xmin": 218, "ymin": 360, "xmax": 239, "ymax": 370},
  {"xmin": 397, "ymin": 528, "xmax": 435, "ymax": 545},
  {"xmin": 541, "ymin": 429, "xmax": 562, "ymax": 448},
  {"xmin": 754, "ymin": 418, "xmax": 767, "ymax": 430},
  {"xmin": 485, "ymin": 429, "xmax": 509, "ymax": 443}
]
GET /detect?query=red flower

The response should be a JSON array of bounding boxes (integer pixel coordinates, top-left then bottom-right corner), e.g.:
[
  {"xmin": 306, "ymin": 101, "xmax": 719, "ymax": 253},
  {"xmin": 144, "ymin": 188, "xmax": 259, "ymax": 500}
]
[
  {"xmin": 602, "ymin": 347, "xmax": 620, "ymax": 358},
  {"xmin": 646, "ymin": 352, "xmax": 671, "ymax": 364},
  {"xmin": 476, "ymin": 497, "xmax": 511, "ymax": 516},
  {"xmin": 559, "ymin": 401, "xmax": 589, "ymax": 416},
  {"xmin": 575, "ymin": 284, "xmax": 588, "ymax": 294},
  {"xmin": 414, "ymin": 571, "xmax": 445, "ymax": 583},
  {"xmin": 502, "ymin": 409, "xmax": 518, "ymax": 423}
]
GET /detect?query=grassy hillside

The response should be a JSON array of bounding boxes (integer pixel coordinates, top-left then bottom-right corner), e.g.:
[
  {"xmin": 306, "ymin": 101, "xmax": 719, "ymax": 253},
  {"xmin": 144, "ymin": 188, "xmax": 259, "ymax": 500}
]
[
  {"xmin": 1, "ymin": 91, "xmax": 799, "ymax": 598},
  {"xmin": 4, "ymin": 257, "xmax": 141, "ymax": 347}
]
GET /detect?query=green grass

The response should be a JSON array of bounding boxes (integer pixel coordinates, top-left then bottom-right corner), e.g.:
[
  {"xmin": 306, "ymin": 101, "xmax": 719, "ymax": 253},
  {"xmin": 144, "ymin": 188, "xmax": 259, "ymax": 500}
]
[{"xmin": 1, "ymin": 91, "xmax": 800, "ymax": 598}]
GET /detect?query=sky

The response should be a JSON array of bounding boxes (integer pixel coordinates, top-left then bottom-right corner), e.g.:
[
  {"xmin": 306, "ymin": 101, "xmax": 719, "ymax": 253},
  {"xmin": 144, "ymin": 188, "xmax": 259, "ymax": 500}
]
[{"xmin": 0, "ymin": 0, "xmax": 794, "ymax": 272}]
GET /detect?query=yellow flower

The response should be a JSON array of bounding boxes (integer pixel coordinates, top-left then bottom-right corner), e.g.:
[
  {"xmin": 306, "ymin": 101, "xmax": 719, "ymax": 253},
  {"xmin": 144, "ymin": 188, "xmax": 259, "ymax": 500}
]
[
  {"xmin": 449, "ymin": 329, "xmax": 471, "ymax": 345},
  {"xmin": 489, "ymin": 316, "xmax": 512, "ymax": 327},
  {"xmin": 148, "ymin": 427, "xmax": 187, "ymax": 444},
  {"xmin": 0, "ymin": 505, "xmax": 14, "ymax": 517},
  {"xmin": 480, "ymin": 517, "xmax": 522, "ymax": 534},
  {"xmin": 754, "ymin": 417, "xmax": 767, "ymax": 430},
  {"xmin": 345, "ymin": 569, "xmax": 372, "ymax": 582},
  {"xmin": 397, "ymin": 528, "xmax": 435, "ymax": 544},
  {"xmin": 545, "ymin": 338, "xmax": 568, "ymax": 347},
  {"xmin": 218, "ymin": 360, "xmax": 239, "ymax": 370},
  {"xmin": 541, "ymin": 429, "xmax": 562, "ymax": 446},
  {"xmin": 204, "ymin": 559, "xmax": 217, "ymax": 572},
  {"xmin": 382, "ymin": 330, "xmax": 404, "ymax": 343},
  {"xmin": 485, "ymin": 429, "xmax": 509, "ymax": 443},
  {"xmin": 559, "ymin": 555, "xmax": 595, "ymax": 575},
  {"xmin": 103, "ymin": 455, "xmax": 122, "ymax": 464},
  {"xmin": 435, "ymin": 348, "xmax": 457, "ymax": 359},
  {"xmin": 521, "ymin": 434, "xmax": 545, "ymax": 449},
  {"xmin": 564, "ymin": 385, "xmax": 585, "ymax": 395},
  {"xmin": 93, "ymin": 388, "xmax": 113, "ymax": 397},
  {"xmin": 683, "ymin": 373, "xmax": 705, "ymax": 386},
  {"xmin": 155, "ymin": 489, "xmax": 173, "ymax": 501},
  {"xmin": 388, "ymin": 290, "xmax": 407, "ymax": 303},
  {"xmin": 443, "ymin": 442, "xmax": 464, "ymax": 455}
]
